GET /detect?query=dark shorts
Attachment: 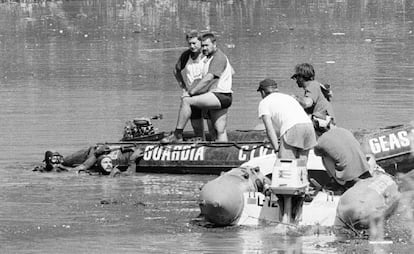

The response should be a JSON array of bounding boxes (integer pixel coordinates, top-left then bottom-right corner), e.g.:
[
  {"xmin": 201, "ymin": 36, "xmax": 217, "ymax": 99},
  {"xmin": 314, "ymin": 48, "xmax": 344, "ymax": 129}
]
[
  {"xmin": 190, "ymin": 106, "xmax": 210, "ymax": 120},
  {"xmin": 213, "ymin": 92, "xmax": 232, "ymax": 109}
]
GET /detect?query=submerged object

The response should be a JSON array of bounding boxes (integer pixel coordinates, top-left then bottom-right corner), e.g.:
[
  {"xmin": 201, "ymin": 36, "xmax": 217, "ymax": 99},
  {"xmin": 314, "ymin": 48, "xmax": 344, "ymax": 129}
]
[
  {"xmin": 199, "ymin": 166, "xmax": 269, "ymax": 226},
  {"xmin": 335, "ymin": 171, "xmax": 400, "ymax": 229}
]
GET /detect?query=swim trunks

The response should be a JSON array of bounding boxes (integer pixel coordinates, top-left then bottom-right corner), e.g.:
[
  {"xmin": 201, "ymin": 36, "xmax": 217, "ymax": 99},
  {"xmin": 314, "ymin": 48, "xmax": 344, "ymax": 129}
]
[{"xmin": 213, "ymin": 92, "xmax": 232, "ymax": 109}]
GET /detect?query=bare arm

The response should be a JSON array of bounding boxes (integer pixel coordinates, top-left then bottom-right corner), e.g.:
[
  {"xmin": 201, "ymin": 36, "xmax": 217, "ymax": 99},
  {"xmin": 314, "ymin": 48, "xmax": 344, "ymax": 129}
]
[
  {"xmin": 261, "ymin": 115, "xmax": 279, "ymax": 152},
  {"xmin": 174, "ymin": 61, "xmax": 186, "ymax": 90},
  {"xmin": 188, "ymin": 73, "xmax": 215, "ymax": 96},
  {"xmin": 295, "ymin": 96, "xmax": 314, "ymax": 109}
]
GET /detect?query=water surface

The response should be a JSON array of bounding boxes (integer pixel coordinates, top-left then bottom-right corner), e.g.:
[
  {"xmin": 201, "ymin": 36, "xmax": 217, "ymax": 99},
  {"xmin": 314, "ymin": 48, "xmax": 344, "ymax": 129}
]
[{"xmin": 0, "ymin": 0, "xmax": 413, "ymax": 253}]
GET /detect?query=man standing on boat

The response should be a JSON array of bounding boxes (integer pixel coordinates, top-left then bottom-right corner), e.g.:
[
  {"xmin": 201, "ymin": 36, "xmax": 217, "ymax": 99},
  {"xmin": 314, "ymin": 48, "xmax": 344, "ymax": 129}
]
[
  {"xmin": 173, "ymin": 30, "xmax": 212, "ymax": 140},
  {"xmin": 291, "ymin": 63, "xmax": 336, "ymax": 124},
  {"xmin": 257, "ymin": 79, "xmax": 317, "ymax": 162},
  {"xmin": 163, "ymin": 32, "xmax": 234, "ymax": 143}
]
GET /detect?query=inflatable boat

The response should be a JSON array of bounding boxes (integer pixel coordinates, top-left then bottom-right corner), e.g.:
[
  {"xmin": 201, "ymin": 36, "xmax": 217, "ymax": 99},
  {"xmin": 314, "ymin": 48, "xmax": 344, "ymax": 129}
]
[{"xmin": 61, "ymin": 117, "xmax": 414, "ymax": 180}]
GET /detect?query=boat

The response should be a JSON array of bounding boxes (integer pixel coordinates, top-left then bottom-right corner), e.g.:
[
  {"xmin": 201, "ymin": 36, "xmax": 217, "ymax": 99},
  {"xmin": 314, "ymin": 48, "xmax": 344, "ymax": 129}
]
[
  {"xmin": 198, "ymin": 159, "xmax": 400, "ymax": 229},
  {"xmin": 61, "ymin": 116, "xmax": 414, "ymax": 183}
]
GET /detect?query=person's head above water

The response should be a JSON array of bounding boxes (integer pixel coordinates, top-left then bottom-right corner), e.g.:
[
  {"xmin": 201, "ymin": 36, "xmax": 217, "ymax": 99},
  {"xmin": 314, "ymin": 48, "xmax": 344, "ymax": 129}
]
[
  {"xmin": 96, "ymin": 155, "xmax": 113, "ymax": 175},
  {"xmin": 43, "ymin": 151, "xmax": 63, "ymax": 171}
]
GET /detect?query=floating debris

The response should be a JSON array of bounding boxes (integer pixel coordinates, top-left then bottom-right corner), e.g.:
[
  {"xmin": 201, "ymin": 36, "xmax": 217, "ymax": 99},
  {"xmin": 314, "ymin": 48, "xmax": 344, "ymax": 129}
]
[
  {"xmin": 326, "ymin": 61, "xmax": 335, "ymax": 64},
  {"xmin": 332, "ymin": 32, "xmax": 345, "ymax": 36}
]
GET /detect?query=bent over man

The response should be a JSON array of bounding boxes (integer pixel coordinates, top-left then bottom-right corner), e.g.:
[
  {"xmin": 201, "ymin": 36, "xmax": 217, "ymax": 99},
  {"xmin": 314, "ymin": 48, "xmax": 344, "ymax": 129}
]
[
  {"xmin": 257, "ymin": 79, "xmax": 317, "ymax": 163},
  {"xmin": 312, "ymin": 112, "xmax": 371, "ymax": 189}
]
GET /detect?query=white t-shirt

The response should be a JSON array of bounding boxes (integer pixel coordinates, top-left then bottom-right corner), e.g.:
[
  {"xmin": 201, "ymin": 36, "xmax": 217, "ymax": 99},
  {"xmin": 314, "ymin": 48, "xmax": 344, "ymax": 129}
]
[
  {"xmin": 258, "ymin": 92, "xmax": 312, "ymax": 136},
  {"xmin": 202, "ymin": 49, "xmax": 233, "ymax": 93},
  {"xmin": 181, "ymin": 55, "xmax": 206, "ymax": 89}
]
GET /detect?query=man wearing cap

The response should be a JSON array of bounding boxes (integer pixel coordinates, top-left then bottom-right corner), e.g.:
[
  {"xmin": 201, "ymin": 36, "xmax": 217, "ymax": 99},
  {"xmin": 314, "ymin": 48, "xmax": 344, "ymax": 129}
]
[
  {"xmin": 257, "ymin": 79, "xmax": 317, "ymax": 162},
  {"xmin": 291, "ymin": 63, "xmax": 335, "ymax": 124},
  {"xmin": 312, "ymin": 112, "xmax": 371, "ymax": 189},
  {"xmin": 173, "ymin": 30, "xmax": 213, "ymax": 139},
  {"xmin": 163, "ymin": 32, "xmax": 234, "ymax": 143}
]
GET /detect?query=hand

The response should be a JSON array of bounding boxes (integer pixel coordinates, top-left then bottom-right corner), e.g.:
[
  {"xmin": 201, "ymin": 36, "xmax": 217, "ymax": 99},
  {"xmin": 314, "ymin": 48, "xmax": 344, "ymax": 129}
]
[
  {"xmin": 109, "ymin": 167, "xmax": 121, "ymax": 177},
  {"xmin": 181, "ymin": 90, "xmax": 190, "ymax": 98}
]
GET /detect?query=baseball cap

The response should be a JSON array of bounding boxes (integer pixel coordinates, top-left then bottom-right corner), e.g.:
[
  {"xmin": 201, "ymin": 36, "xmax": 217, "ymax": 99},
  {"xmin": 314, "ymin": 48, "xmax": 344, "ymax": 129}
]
[{"xmin": 257, "ymin": 79, "xmax": 278, "ymax": 92}]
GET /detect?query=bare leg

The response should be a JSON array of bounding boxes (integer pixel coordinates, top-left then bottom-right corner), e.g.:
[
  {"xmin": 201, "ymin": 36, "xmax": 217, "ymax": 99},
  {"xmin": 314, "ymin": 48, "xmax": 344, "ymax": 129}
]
[
  {"xmin": 176, "ymin": 92, "xmax": 222, "ymax": 130},
  {"xmin": 278, "ymin": 138, "xmax": 297, "ymax": 159},
  {"xmin": 210, "ymin": 108, "xmax": 228, "ymax": 142},
  {"xmin": 297, "ymin": 149, "xmax": 310, "ymax": 164},
  {"xmin": 176, "ymin": 97, "xmax": 193, "ymax": 129}
]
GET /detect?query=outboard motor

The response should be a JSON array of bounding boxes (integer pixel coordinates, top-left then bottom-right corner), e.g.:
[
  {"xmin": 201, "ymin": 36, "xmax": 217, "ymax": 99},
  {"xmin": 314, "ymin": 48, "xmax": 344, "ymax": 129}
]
[{"xmin": 123, "ymin": 118, "xmax": 155, "ymax": 139}]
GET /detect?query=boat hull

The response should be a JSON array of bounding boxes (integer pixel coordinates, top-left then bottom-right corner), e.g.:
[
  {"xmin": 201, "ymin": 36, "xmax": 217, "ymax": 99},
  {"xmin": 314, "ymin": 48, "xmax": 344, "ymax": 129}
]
[{"xmin": 64, "ymin": 122, "xmax": 413, "ymax": 177}]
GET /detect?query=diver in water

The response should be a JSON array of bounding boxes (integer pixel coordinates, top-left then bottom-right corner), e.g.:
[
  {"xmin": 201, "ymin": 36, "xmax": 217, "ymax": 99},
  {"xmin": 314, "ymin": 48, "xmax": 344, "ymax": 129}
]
[
  {"xmin": 33, "ymin": 144, "xmax": 141, "ymax": 177},
  {"xmin": 33, "ymin": 151, "xmax": 67, "ymax": 172}
]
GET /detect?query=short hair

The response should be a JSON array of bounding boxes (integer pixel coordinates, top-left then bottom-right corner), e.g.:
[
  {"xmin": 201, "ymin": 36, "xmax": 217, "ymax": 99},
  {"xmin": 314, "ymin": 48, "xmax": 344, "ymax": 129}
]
[
  {"xmin": 294, "ymin": 63, "xmax": 315, "ymax": 81},
  {"xmin": 201, "ymin": 33, "xmax": 216, "ymax": 43},
  {"xmin": 185, "ymin": 30, "xmax": 201, "ymax": 41}
]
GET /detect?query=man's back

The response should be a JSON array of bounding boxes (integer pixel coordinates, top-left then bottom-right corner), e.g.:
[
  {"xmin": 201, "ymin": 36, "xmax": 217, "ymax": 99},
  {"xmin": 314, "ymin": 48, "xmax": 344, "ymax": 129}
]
[
  {"xmin": 258, "ymin": 92, "xmax": 311, "ymax": 136},
  {"xmin": 315, "ymin": 127, "xmax": 370, "ymax": 182}
]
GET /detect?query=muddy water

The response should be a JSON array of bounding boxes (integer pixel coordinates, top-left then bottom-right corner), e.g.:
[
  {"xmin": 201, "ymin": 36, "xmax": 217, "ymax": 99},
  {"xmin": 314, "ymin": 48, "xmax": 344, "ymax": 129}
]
[{"xmin": 0, "ymin": 0, "xmax": 413, "ymax": 253}]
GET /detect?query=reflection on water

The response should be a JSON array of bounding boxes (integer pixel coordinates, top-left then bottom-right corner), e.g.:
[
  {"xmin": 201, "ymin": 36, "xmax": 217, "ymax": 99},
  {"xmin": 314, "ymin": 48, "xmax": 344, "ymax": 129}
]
[{"xmin": 0, "ymin": 0, "xmax": 413, "ymax": 253}]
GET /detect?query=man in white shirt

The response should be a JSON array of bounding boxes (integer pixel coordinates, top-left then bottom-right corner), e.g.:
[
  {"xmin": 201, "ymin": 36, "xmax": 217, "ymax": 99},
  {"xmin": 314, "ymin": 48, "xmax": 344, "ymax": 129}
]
[
  {"xmin": 257, "ymin": 79, "xmax": 317, "ymax": 162},
  {"xmin": 173, "ymin": 30, "xmax": 211, "ymax": 139}
]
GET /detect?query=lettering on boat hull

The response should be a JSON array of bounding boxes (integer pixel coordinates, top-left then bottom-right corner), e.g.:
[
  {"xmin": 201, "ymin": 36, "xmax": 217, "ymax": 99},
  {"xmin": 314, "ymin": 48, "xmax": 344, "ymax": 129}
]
[
  {"xmin": 238, "ymin": 145, "xmax": 274, "ymax": 161},
  {"xmin": 141, "ymin": 144, "xmax": 274, "ymax": 162},
  {"xmin": 143, "ymin": 145, "xmax": 205, "ymax": 161},
  {"xmin": 367, "ymin": 128, "xmax": 414, "ymax": 157}
]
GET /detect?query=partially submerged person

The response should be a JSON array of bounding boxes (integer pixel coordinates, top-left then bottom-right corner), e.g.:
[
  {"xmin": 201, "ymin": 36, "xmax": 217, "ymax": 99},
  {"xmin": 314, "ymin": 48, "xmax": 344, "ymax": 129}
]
[
  {"xmin": 312, "ymin": 111, "xmax": 371, "ymax": 191},
  {"xmin": 291, "ymin": 63, "xmax": 335, "ymax": 124},
  {"xmin": 257, "ymin": 78, "xmax": 317, "ymax": 163},
  {"xmin": 33, "ymin": 144, "xmax": 141, "ymax": 177},
  {"xmin": 174, "ymin": 30, "xmax": 214, "ymax": 139},
  {"xmin": 77, "ymin": 155, "xmax": 120, "ymax": 177},
  {"xmin": 162, "ymin": 32, "xmax": 234, "ymax": 143},
  {"xmin": 33, "ymin": 151, "xmax": 66, "ymax": 172}
]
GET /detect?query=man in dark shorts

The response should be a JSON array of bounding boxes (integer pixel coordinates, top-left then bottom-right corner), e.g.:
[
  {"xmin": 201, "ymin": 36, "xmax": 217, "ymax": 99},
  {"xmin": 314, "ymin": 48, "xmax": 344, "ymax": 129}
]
[{"xmin": 163, "ymin": 32, "xmax": 234, "ymax": 143}]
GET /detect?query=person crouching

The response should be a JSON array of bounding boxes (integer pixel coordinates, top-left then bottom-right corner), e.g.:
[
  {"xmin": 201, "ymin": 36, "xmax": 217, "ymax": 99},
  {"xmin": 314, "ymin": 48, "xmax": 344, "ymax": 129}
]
[{"xmin": 312, "ymin": 111, "xmax": 371, "ymax": 191}]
